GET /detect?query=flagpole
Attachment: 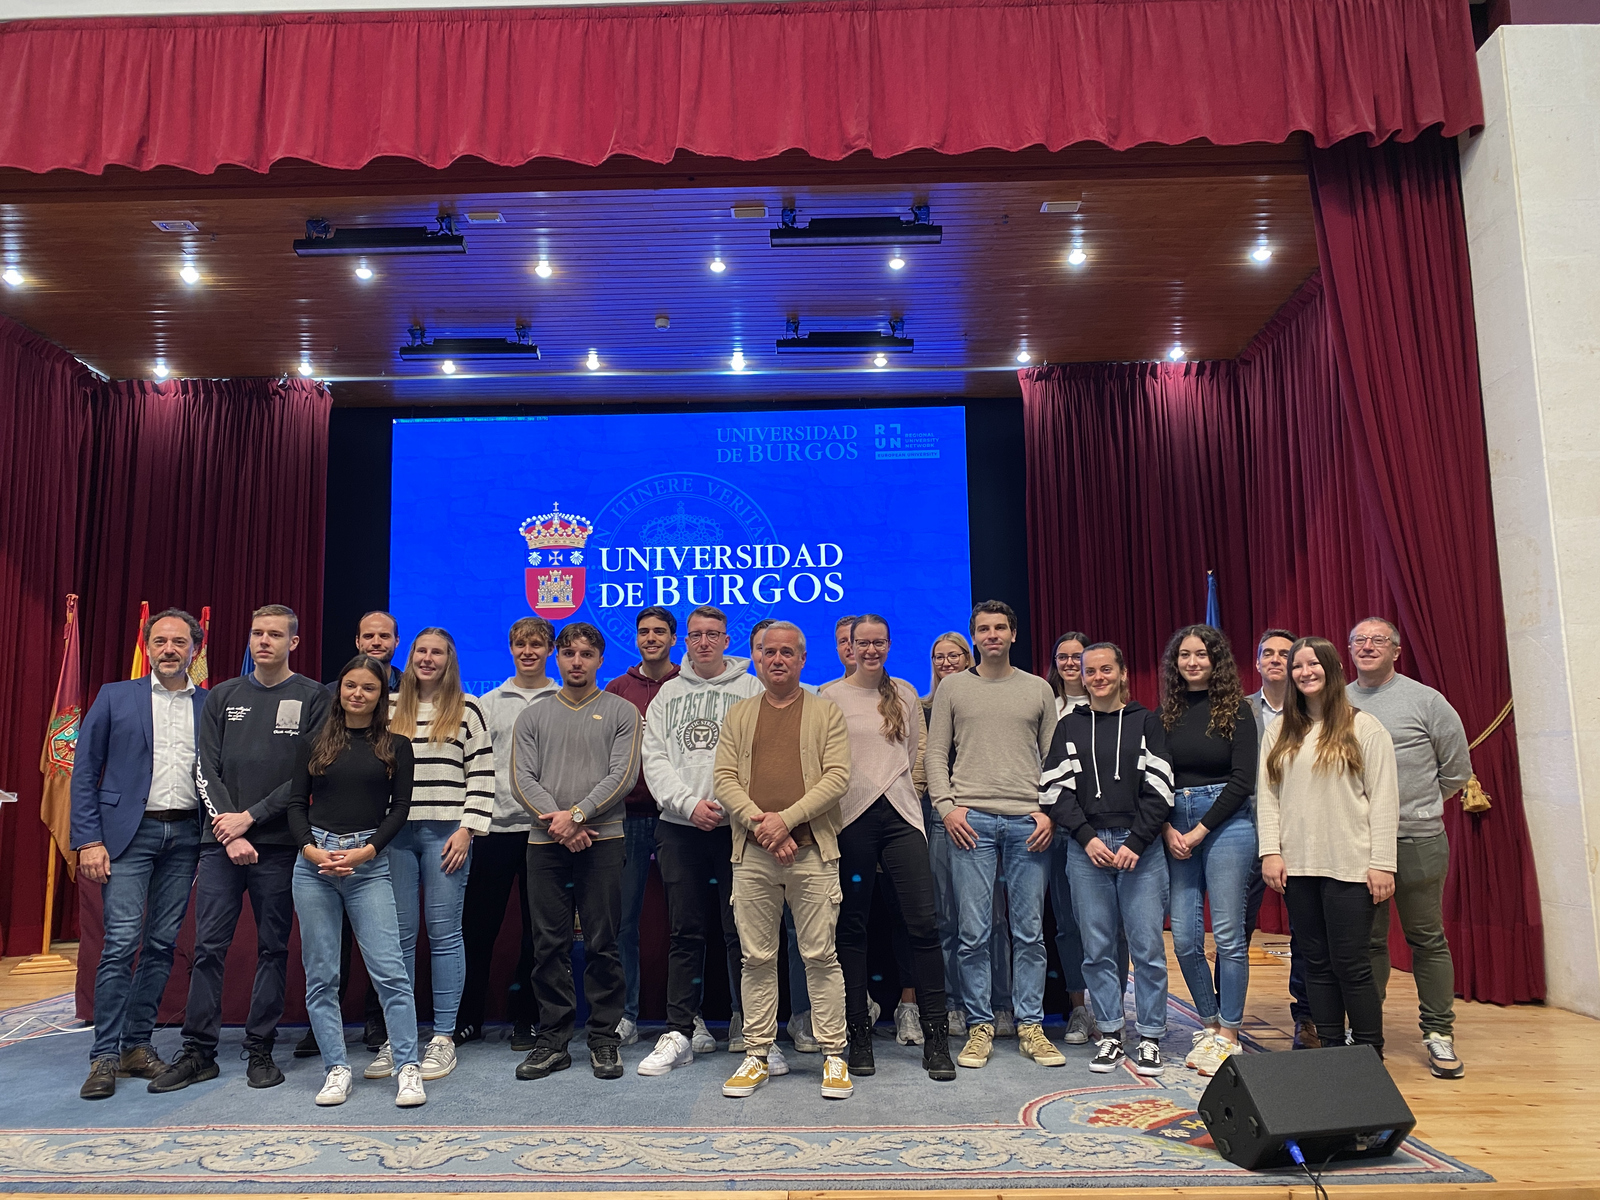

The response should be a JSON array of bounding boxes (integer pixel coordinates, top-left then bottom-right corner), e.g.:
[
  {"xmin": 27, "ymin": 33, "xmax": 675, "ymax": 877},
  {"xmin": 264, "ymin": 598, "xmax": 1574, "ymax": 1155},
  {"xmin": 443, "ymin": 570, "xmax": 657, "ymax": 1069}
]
[{"xmin": 14, "ymin": 840, "xmax": 75, "ymax": 974}]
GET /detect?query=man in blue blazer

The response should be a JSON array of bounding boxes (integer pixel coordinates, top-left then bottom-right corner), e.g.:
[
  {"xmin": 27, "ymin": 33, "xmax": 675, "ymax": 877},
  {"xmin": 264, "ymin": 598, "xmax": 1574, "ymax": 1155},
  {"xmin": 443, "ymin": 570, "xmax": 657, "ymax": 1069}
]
[{"xmin": 70, "ymin": 608, "xmax": 208, "ymax": 1100}]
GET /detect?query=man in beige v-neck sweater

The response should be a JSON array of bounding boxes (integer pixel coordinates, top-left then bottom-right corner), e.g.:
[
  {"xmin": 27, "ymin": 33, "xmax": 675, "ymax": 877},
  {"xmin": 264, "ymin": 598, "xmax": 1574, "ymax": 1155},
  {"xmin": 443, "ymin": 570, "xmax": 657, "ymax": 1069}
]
[{"xmin": 713, "ymin": 622, "xmax": 854, "ymax": 1100}]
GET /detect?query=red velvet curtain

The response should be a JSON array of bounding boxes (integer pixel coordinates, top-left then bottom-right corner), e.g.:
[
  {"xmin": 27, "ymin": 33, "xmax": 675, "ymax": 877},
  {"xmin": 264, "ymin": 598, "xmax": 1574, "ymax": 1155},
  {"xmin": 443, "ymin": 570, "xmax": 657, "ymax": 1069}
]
[
  {"xmin": 1021, "ymin": 136, "xmax": 1546, "ymax": 1006},
  {"xmin": 1309, "ymin": 133, "xmax": 1545, "ymax": 1002},
  {"xmin": 0, "ymin": 317, "xmax": 91, "ymax": 955},
  {"xmin": 0, "ymin": 0, "xmax": 1481, "ymax": 174}
]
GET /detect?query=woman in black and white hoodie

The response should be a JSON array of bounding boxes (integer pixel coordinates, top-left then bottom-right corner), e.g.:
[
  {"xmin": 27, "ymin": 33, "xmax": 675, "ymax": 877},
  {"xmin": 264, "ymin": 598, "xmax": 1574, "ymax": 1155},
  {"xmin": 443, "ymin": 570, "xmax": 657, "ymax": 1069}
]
[{"xmin": 1040, "ymin": 642, "xmax": 1174, "ymax": 1077}]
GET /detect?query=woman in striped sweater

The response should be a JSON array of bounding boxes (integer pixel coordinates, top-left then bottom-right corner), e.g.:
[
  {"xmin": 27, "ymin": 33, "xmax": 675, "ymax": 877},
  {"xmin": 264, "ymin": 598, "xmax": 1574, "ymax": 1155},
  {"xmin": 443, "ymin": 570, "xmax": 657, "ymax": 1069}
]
[{"xmin": 368, "ymin": 627, "xmax": 494, "ymax": 1084}]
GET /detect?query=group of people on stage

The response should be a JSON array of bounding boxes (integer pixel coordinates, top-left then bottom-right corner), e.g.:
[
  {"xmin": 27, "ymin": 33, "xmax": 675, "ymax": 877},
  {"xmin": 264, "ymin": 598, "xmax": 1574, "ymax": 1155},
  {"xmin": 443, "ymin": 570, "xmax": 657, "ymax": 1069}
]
[{"xmin": 69, "ymin": 597, "xmax": 1473, "ymax": 1109}]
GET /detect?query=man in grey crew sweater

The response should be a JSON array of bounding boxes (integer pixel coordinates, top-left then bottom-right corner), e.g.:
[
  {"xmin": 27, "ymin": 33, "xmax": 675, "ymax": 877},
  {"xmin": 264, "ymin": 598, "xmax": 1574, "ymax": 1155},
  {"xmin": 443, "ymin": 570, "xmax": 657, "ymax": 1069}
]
[
  {"xmin": 1347, "ymin": 617, "xmax": 1472, "ymax": 1080},
  {"xmin": 927, "ymin": 600, "xmax": 1060, "ymax": 1072},
  {"xmin": 511, "ymin": 622, "xmax": 642, "ymax": 1084}
]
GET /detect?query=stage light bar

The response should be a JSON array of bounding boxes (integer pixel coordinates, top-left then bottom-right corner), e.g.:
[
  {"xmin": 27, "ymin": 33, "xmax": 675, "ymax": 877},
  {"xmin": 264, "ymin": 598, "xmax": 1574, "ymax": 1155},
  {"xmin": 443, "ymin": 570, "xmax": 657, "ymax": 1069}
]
[
  {"xmin": 296, "ymin": 217, "xmax": 467, "ymax": 257},
  {"xmin": 770, "ymin": 205, "xmax": 941, "ymax": 248},
  {"xmin": 397, "ymin": 326, "xmax": 540, "ymax": 362},
  {"xmin": 775, "ymin": 330, "xmax": 915, "ymax": 354}
]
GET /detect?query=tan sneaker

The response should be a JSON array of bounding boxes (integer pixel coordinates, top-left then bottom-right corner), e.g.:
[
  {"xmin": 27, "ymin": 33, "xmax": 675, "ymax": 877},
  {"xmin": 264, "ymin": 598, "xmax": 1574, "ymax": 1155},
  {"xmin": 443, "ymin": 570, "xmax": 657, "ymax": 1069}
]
[
  {"xmin": 820, "ymin": 1054, "xmax": 854, "ymax": 1099},
  {"xmin": 1185, "ymin": 1028, "xmax": 1218, "ymax": 1069},
  {"xmin": 1199, "ymin": 1035, "xmax": 1241, "ymax": 1078},
  {"xmin": 1018, "ymin": 1023, "xmax": 1066, "ymax": 1067},
  {"xmin": 956, "ymin": 1022, "xmax": 994, "ymax": 1068},
  {"xmin": 722, "ymin": 1054, "xmax": 770, "ymax": 1097}
]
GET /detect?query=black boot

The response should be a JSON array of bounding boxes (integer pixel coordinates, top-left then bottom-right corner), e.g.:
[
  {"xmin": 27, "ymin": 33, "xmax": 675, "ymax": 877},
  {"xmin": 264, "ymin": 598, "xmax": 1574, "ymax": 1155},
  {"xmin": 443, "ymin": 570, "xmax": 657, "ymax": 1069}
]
[
  {"xmin": 922, "ymin": 1019, "xmax": 957, "ymax": 1081},
  {"xmin": 847, "ymin": 1016, "xmax": 876, "ymax": 1076}
]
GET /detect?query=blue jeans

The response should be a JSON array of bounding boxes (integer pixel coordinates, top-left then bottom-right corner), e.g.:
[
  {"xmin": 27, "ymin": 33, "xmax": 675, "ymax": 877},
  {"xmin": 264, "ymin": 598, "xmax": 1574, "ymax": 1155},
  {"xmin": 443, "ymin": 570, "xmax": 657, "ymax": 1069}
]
[
  {"xmin": 949, "ymin": 811, "xmax": 1048, "ymax": 1026},
  {"xmin": 927, "ymin": 801, "xmax": 1013, "ymax": 1013},
  {"xmin": 389, "ymin": 819, "xmax": 471, "ymax": 1038},
  {"xmin": 293, "ymin": 829, "xmax": 420, "ymax": 1070},
  {"xmin": 1067, "ymin": 830, "xmax": 1170, "ymax": 1038},
  {"xmin": 1168, "ymin": 783, "xmax": 1256, "ymax": 1029},
  {"xmin": 90, "ymin": 815, "xmax": 200, "ymax": 1061},
  {"xmin": 619, "ymin": 813, "xmax": 656, "ymax": 1023}
]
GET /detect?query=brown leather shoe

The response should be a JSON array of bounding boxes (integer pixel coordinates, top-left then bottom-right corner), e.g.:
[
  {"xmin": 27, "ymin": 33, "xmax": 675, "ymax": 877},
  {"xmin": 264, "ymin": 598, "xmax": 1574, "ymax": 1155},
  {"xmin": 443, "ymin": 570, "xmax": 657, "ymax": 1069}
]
[
  {"xmin": 118, "ymin": 1044, "xmax": 169, "ymax": 1079},
  {"xmin": 80, "ymin": 1057, "xmax": 118, "ymax": 1100},
  {"xmin": 1292, "ymin": 1020, "xmax": 1322, "ymax": 1050}
]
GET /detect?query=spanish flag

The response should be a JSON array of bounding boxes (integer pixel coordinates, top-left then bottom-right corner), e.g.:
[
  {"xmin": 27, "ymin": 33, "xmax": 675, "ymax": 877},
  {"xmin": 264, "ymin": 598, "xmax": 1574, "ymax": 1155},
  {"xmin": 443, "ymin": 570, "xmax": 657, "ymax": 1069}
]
[
  {"xmin": 128, "ymin": 600, "xmax": 150, "ymax": 679},
  {"xmin": 39, "ymin": 595, "xmax": 82, "ymax": 879},
  {"xmin": 188, "ymin": 606, "xmax": 211, "ymax": 688}
]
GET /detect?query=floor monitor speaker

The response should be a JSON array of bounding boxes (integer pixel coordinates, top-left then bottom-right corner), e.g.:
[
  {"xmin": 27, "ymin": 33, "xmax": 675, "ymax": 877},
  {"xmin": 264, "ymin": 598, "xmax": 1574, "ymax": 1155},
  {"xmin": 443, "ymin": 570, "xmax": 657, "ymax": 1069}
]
[{"xmin": 1197, "ymin": 1044, "xmax": 1416, "ymax": 1171}]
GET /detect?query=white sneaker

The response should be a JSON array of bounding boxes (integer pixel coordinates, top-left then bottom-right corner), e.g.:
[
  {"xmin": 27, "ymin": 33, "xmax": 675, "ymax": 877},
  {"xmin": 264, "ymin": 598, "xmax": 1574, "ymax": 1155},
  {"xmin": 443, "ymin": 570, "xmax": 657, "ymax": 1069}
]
[
  {"xmin": 1185, "ymin": 1029, "xmax": 1219, "ymax": 1069},
  {"xmin": 868, "ymin": 996, "xmax": 882, "ymax": 1029},
  {"xmin": 394, "ymin": 1061, "xmax": 426, "ymax": 1107},
  {"xmin": 690, "ymin": 1015, "xmax": 716, "ymax": 1054},
  {"xmin": 1187, "ymin": 1034, "xmax": 1228, "ymax": 1076},
  {"xmin": 787, "ymin": 1010, "xmax": 821, "ymax": 1053},
  {"xmin": 420, "ymin": 1034, "xmax": 457, "ymax": 1081},
  {"xmin": 1198, "ymin": 1035, "xmax": 1241, "ymax": 1078},
  {"xmin": 637, "ymin": 1031, "xmax": 694, "ymax": 1076},
  {"xmin": 894, "ymin": 1001, "xmax": 924, "ymax": 1045},
  {"xmin": 993, "ymin": 1009, "xmax": 1017, "ymax": 1038},
  {"xmin": 766, "ymin": 1043, "xmax": 790, "ymax": 1076},
  {"xmin": 616, "ymin": 1017, "xmax": 639, "ymax": 1047},
  {"xmin": 364, "ymin": 1041, "xmax": 395, "ymax": 1079},
  {"xmin": 315, "ymin": 1065, "xmax": 353, "ymax": 1106},
  {"xmin": 728, "ymin": 1011, "xmax": 746, "ymax": 1053},
  {"xmin": 1064, "ymin": 1006, "xmax": 1095, "ymax": 1045},
  {"xmin": 947, "ymin": 1008, "xmax": 967, "ymax": 1038}
]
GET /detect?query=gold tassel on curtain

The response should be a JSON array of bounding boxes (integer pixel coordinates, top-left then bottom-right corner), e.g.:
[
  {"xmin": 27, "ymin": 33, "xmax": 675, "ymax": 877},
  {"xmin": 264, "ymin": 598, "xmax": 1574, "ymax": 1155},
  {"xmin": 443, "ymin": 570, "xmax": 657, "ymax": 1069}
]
[{"xmin": 1459, "ymin": 698, "xmax": 1514, "ymax": 814}]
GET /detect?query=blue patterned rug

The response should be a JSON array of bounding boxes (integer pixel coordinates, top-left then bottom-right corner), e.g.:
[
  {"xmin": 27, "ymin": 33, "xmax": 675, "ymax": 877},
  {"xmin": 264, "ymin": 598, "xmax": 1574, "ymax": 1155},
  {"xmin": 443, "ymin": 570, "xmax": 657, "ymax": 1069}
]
[{"xmin": 0, "ymin": 993, "xmax": 1490, "ymax": 1191}]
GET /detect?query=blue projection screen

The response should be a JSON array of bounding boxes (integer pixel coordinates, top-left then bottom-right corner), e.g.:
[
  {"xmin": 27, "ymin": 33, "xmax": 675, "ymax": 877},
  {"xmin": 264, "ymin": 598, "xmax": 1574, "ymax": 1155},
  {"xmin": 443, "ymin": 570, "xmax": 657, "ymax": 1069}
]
[{"xmin": 390, "ymin": 407, "xmax": 971, "ymax": 694}]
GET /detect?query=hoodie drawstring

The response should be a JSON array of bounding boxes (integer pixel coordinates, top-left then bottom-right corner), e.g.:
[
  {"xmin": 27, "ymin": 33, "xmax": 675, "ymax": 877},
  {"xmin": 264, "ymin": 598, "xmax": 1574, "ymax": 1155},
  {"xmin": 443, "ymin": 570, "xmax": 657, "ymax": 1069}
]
[
  {"xmin": 1091, "ymin": 709, "xmax": 1102, "ymax": 798},
  {"xmin": 1114, "ymin": 707, "xmax": 1124, "ymax": 780}
]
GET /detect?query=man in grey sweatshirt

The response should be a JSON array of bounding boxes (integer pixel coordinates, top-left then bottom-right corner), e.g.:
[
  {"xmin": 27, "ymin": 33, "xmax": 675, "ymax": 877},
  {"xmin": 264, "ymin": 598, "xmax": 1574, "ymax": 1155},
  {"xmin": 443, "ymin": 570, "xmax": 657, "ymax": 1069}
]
[
  {"xmin": 1346, "ymin": 618, "xmax": 1472, "ymax": 1080},
  {"xmin": 510, "ymin": 622, "xmax": 641, "ymax": 1083}
]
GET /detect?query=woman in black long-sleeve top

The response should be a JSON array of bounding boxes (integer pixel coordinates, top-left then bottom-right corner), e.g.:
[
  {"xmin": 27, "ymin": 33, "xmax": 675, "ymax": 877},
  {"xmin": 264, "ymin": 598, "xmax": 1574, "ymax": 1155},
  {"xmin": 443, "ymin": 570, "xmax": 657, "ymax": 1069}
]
[{"xmin": 288, "ymin": 655, "xmax": 421, "ymax": 1108}]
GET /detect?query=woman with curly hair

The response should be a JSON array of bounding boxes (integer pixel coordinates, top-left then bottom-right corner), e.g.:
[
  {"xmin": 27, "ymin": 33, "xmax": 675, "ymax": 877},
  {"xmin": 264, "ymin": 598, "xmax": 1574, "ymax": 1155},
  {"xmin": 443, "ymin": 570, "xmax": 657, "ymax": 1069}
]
[{"xmin": 1157, "ymin": 625, "xmax": 1258, "ymax": 1075}]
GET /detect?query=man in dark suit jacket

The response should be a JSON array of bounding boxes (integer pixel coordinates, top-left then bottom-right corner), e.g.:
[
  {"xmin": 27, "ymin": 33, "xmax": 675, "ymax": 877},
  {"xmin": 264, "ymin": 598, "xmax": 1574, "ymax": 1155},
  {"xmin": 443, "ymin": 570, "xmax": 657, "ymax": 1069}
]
[{"xmin": 70, "ymin": 608, "xmax": 208, "ymax": 1100}]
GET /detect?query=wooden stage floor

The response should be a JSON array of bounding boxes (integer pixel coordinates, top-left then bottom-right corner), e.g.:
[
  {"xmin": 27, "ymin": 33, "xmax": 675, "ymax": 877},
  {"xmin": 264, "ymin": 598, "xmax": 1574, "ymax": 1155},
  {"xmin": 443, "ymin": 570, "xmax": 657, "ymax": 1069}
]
[{"xmin": 4, "ymin": 936, "xmax": 1596, "ymax": 1199}]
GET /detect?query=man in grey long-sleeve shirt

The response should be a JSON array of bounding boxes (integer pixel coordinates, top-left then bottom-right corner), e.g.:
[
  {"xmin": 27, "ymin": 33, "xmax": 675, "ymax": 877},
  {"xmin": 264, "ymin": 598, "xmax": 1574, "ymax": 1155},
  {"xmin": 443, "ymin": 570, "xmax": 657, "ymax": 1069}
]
[
  {"xmin": 926, "ymin": 601, "xmax": 1058, "ymax": 1068},
  {"xmin": 1347, "ymin": 617, "xmax": 1472, "ymax": 1080},
  {"xmin": 511, "ymin": 622, "xmax": 641, "ymax": 1082}
]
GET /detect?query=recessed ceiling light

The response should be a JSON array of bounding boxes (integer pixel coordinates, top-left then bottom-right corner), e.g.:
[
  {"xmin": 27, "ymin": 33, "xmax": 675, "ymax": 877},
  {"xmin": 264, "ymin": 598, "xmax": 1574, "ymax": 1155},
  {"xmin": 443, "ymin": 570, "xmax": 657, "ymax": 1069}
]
[
  {"xmin": 710, "ymin": 257, "xmax": 727, "ymax": 274},
  {"xmin": 1251, "ymin": 245, "xmax": 1273, "ymax": 263},
  {"xmin": 354, "ymin": 262, "xmax": 374, "ymax": 280},
  {"xmin": 730, "ymin": 204, "xmax": 769, "ymax": 220},
  {"xmin": 586, "ymin": 349, "xmax": 601, "ymax": 371},
  {"xmin": 534, "ymin": 260, "xmax": 553, "ymax": 279},
  {"xmin": 464, "ymin": 211, "xmax": 505, "ymax": 224},
  {"xmin": 179, "ymin": 264, "xmax": 201, "ymax": 285},
  {"xmin": 730, "ymin": 350, "xmax": 746, "ymax": 371},
  {"xmin": 1168, "ymin": 344, "xmax": 1186, "ymax": 360},
  {"xmin": 655, "ymin": 315, "xmax": 671, "ymax": 330},
  {"xmin": 1040, "ymin": 200, "xmax": 1082, "ymax": 214},
  {"xmin": 298, "ymin": 361, "xmax": 314, "ymax": 377},
  {"xmin": 2, "ymin": 269, "xmax": 22, "ymax": 286},
  {"xmin": 1067, "ymin": 248, "xmax": 1087, "ymax": 266},
  {"xmin": 889, "ymin": 256, "xmax": 906, "ymax": 271},
  {"xmin": 152, "ymin": 362, "xmax": 170, "ymax": 378},
  {"xmin": 152, "ymin": 219, "xmax": 199, "ymax": 233},
  {"xmin": 1016, "ymin": 350, "xmax": 1031, "ymax": 364},
  {"xmin": 440, "ymin": 360, "xmax": 456, "ymax": 374},
  {"xmin": 873, "ymin": 353, "xmax": 889, "ymax": 368}
]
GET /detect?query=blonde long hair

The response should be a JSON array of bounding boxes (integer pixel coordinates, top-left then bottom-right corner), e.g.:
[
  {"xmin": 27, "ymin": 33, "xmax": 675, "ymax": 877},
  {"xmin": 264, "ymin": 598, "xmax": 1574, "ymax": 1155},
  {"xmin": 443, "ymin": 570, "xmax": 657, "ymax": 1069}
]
[
  {"xmin": 391, "ymin": 627, "xmax": 467, "ymax": 747},
  {"xmin": 850, "ymin": 614, "xmax": 908, "ymax": 744},
  {"xmin": 1265, "ymin": 636, "xmax": 1365, "ymax": 788},
  {"xmin": 922, "ymin": 631, "xmax": 972, "ymax": 704}
]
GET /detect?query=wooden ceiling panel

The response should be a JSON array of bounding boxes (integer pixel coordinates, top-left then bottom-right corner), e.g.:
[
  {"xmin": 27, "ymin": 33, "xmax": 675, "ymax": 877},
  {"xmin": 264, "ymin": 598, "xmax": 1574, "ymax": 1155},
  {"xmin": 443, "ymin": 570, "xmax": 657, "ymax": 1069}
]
[{"xmin": 0, "ymin": 158, "xmax": 1317, "ymax": 404}]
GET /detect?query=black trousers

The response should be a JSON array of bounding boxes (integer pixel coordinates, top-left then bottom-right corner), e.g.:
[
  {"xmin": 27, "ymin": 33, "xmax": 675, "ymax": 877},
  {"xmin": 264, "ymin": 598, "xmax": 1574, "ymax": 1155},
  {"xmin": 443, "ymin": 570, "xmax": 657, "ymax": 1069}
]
[
  {"xmin": 526, "ymin": 837, "xmax": 625, "ymax": 1050},
  {"xmin": 836, "ymin": 797, "xmax": 947, "ymax": 1029},
  {"xmin": 1283, "ymin": 875, "xmax": 1385, "ymax": 1052},
  {"xmin": 459, "ymin": 830, "xmax": 539, "ymax": 1030},
  {"xmin": 654, "ymin": 820, "xmax": 742, "ymax": 1038},
  {"xmin": 182, "ymin": 843, "xmax": 296, "ymax": 1057}
]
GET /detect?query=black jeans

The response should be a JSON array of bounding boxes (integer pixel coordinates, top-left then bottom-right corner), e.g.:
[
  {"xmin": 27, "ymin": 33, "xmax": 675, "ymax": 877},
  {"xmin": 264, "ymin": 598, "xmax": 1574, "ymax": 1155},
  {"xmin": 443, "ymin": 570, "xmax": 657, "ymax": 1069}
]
[
  {"xmin": 460, "ymin": 830, "xmax": 539, "ymax": 1030},
  {"xmin": 836, "ymin": 797, "xmax": 947, "ymax": 1029},
  {"xmin": 1283, "ymin": 876, "xmax": 1384, "ymax": 1052},
  {"xmin": 1237, "ymin": 858, "xmax": 1311, "ymax": 1023},
  {"xmin": 654, "ymin": 820, "xmax": 742, "ymax": 1038},
  {"xmin": 526, "ymin": 837, "xmax": 625, "ymax": 1050},
  {"xmin": 182, "ymin": 843, "xmax": 296, "ymax": 1057}
]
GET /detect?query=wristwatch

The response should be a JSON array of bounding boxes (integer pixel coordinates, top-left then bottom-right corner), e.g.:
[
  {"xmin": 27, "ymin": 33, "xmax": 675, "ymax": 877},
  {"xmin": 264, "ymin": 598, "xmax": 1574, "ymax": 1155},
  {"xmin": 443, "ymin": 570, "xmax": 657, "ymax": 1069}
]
[{"xmin": 568, "ymin": 806, "xmax": 586, "ymax": 825}]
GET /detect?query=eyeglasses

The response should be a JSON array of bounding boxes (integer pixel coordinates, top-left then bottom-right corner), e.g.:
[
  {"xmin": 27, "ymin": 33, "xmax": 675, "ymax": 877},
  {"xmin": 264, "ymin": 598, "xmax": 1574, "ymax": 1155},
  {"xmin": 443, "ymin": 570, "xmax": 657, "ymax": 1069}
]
[
  {"xmin": 684, "ymin": 631, "xmax": 724, "ymax": 643},
  {"xmin": 853, "ymin": 639, "xmax": 888, "ymax": 652},
  {"xmin": 1349, "ymin": 635, "xmax": 1393, "ymax": 648},
  {"xmin": 1056, "ymin": 652, "xmax": 1082, "ymax": 663},
  {"xmin": 933, "ymin": 652, "xmax": 967, "ymax": 664}
]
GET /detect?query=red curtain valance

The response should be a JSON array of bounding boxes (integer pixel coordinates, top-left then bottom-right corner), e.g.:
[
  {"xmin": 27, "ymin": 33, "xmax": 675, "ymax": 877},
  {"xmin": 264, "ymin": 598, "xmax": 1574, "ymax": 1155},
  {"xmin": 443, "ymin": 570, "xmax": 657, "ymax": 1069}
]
[{"xmin": 0, "ymin": 0, "xmax": 1481, "ymax": 176}]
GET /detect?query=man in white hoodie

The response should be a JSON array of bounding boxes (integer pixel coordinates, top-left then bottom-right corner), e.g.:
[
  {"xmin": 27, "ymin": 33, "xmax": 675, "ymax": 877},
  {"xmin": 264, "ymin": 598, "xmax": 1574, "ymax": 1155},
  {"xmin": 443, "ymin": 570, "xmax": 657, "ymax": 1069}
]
[{"xmin": 634, "ymin": 605, "xmax": 766, "ymax": 1076}]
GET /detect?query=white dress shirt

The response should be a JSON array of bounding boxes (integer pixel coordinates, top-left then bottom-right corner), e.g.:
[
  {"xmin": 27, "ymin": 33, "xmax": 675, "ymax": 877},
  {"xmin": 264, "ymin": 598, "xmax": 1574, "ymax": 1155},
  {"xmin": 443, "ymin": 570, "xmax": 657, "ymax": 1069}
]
[{"xmin": 147, "ymin": 673, "xmax": 199, "ymax": 812}]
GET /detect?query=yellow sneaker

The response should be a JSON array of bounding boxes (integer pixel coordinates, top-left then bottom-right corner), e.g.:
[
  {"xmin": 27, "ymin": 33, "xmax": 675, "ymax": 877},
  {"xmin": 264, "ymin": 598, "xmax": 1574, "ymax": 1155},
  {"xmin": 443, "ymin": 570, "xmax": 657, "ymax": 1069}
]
[
  {"xmin": 820, "ymin": 1054, "xmax": 853, "ymax": 1099},
  {"xmin": 1018, "ymin": 1023, "xmax": 1066, "ymax": 1067},
  {"xmin": 957, "ymin": 1022, "xmax": 994, "ymax": 1068},
  {"xmin": 722, "ymin": 1054, "xmax": 770, "ymax": 1097}
]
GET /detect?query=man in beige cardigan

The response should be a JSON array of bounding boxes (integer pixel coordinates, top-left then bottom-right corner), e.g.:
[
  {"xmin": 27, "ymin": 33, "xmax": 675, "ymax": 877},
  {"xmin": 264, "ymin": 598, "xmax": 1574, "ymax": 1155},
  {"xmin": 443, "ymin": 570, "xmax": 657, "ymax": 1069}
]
[{"xmin": 713, "ymin": 621, "xmax": 854, "ymax": 1099}]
